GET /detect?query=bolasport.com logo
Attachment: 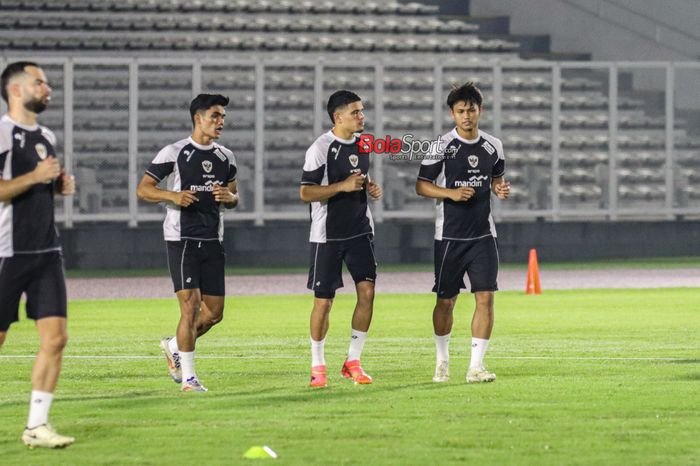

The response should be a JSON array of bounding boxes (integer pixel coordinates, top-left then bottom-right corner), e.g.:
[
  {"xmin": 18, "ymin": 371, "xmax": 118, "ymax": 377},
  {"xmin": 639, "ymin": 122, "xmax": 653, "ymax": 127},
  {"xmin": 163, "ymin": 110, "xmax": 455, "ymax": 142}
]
[{"xmin": 357, "ymin": 134, "xmax": 458, "ymax": 161}]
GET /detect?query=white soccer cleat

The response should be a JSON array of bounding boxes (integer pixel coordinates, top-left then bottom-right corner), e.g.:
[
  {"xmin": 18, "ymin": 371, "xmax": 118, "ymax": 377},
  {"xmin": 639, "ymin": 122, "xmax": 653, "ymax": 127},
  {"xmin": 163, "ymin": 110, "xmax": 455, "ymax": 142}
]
[
  {"xmin": 160, "ymin": 337, "xmax": 182, "ymax": 384},
  {"xmin": 181, "ymin": 377, "xmax": 208, "ymax": 392},
  {"xmin": 432, "ymin": 360, "xmax": 450, "ymax": 383},
  {"xmin": 22, "ymin": 424, "xmax": 74, "ymax": 449},
  {"xmin": 466, "ymin": 366, "xmax": 497, "ymax": 383}
]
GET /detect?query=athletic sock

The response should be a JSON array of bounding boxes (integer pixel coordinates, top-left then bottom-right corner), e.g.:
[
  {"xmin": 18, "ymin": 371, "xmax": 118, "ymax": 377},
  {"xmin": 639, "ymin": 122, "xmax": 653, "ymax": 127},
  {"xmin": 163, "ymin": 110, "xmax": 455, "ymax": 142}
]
[
  {"xmin": 27, "ymin": 390, "xmax": 53, "ymax": 429},
  {"xmin": 434, "ymin": 333, "xmax": 451, "ymax": 364},
  {"xmin": 180, "ymin": 351, "xmax": 196, "ymax": 382},
  {"xmin": 168, "ymin": 336, "xmax": 179, "ymax": 355},
  {"xmin": 310, "ymin": 338, "xmax": 325, "ymax": 367},
  {"xmin": 469, "ymin": 338, "xmax": 490, "ymax": 370},
  {"xmin": 346, "ymin": 329, "xmax": 367, "ymax": 361}
]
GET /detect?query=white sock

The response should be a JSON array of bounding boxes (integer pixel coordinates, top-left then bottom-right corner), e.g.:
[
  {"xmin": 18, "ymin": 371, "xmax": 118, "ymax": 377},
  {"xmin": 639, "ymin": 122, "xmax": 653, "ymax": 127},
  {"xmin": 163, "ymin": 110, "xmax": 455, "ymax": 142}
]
[
  {"xmin": 27, "ymin": 390, "xmax": 53, "ymax": 429},
  {"xmin": 434, "ymin": 333, "xmax": 451, "ymax": 363},
  {"xmin": 469, "ymin": 338, "xmax": 490, "ymax": 369},
  {"xmin": 310, "ymin": 338, "xmax": 325, "ymax": 367},
  {"xmin": 180, "ymin": 351, "xmax": 196, "ymax": 382},
  {"xmin": 347, "ymin": 329, "xmax": 367, "ymax": 361},
  {"xmin": 168, "ymin": 336, "xmax": 179, "ymax": 355}
]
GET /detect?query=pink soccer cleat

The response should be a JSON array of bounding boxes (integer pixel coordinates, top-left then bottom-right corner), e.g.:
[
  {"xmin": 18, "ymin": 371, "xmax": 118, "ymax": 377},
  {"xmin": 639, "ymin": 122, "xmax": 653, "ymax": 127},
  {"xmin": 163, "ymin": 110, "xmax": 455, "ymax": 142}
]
[
  {"xmin": 310, "ymin": 365, "xmax": 327, "ymax": 388},
  {"xmin": 341, "ymin": 359, "xmax": 373, "ymax": 384}
]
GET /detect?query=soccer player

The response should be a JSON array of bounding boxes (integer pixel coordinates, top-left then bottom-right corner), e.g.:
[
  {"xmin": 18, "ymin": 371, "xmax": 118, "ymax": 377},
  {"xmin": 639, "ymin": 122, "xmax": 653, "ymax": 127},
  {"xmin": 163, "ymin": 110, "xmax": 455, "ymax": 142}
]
[
  {"xmin": 136, "ymin": 94, "xmax": 238, "ymax": 392},
  {"xmin": 416, "ymin": 82, "xmax": 510, "ymax": 384},
  {"xmin": 300, "ymin": 90, "xmax": 382, "ymax": 388},
  {"xmin": 0, "ymin": 61, "xmax": 76, "ymax": 448}
]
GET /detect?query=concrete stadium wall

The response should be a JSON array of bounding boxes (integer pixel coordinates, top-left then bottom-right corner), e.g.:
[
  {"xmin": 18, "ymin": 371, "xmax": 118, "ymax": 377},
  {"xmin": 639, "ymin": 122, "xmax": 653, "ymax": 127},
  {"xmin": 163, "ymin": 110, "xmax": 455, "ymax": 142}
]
[
  {"xmin": 469, "ymin": 0, "xmax": 700, "ymax": 108},
  {"xmin": 59, "ymin": 220, "xmax": 700, "ymax": 270}
]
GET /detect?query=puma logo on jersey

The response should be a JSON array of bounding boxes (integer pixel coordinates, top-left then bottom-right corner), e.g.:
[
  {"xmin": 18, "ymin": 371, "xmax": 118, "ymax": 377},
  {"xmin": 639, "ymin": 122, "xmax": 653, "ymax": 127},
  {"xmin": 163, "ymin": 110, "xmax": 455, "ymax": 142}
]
[
  {"xmin": 14, "ymin": 132, "xmax": 26, "ymax": 148},
  {"xmin": 184, "ymin": 150, "xmax": 193, "ymax": 162}
]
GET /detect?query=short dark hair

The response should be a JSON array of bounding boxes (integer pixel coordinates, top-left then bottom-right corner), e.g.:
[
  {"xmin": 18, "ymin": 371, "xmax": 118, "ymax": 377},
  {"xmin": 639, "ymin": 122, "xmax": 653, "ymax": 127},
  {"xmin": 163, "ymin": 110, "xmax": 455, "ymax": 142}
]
[
  {"xmin": 446, "ymin": 82, "xmax": 483, "ymax": 110},
  {"xmin": 327, "ymin": 90, "xmax": 361, "ymax": 124},
  {"xmin": 189, "ymin": 93, "xmax": 229, "ymax": 125},
  {"xmin": 1, "ymin": 61, "xmax": 39, "ymax": 103}
]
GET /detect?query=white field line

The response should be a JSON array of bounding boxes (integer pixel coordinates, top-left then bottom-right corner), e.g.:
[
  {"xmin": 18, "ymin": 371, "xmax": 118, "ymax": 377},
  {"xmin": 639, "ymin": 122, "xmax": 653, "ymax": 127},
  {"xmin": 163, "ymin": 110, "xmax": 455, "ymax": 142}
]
[{"xmin": 0, "ymin": 355, "xmax": 689, "ymax": 361}]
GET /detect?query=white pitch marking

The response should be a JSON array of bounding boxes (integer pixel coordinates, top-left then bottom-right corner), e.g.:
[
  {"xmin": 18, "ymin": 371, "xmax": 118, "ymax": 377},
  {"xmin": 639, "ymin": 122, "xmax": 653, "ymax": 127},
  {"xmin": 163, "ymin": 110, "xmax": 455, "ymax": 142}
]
[{"xmin": 0, "ymin": 355, "xmax": 689, "ymax": 361}]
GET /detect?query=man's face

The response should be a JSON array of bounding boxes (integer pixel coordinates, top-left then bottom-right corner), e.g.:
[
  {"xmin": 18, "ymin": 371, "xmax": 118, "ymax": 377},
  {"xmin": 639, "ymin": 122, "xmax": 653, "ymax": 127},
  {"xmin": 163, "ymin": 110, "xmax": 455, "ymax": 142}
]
[
  {"xmin": 335, "ymin": 101, "xmax": 365, "ymax": 134},
  {"xmin": 196, "ymin": 105, "xmax": 226, "ymax": 140},
  {"xmin": 14, "ymin": 66, "xmax": 52, "ymax": 114},
  {"xmin": 450, "ymin": 100, "xmax": 481, "ymax": 134}
]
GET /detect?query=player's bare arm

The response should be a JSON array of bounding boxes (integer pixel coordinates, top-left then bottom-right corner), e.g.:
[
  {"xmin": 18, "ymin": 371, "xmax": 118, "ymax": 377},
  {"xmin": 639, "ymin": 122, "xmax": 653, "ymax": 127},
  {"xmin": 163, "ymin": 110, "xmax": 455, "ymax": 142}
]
[
  {"xmin": 365, "ymin": 174, "xmax": 382, "ymax": 200},
  {"xmin": 136, "ymin": 174, "xmax": 199, "ymax": 207},
  {"xmin": 491, "ymin": 177, "xmax": 510, "ymax": 200},
  {"xmin": 0, "ymin": 155, "xmax": 60, "ymax": 202},
  {"xmin": 213, "ymin": 180, "xmax": 238, "ymax": 208},
  {"xmin": 415, "ymin": 179, "xmax": 475, "ymax": 202},
  {"xmin": 300, "ymin": 172, "xmax": 366, "ymax": 202}
]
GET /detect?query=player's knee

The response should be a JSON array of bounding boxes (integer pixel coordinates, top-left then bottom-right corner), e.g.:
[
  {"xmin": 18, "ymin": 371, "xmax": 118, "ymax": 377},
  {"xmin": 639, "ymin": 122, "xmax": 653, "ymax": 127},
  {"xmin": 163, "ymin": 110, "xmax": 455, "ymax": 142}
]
[
  {"xmin": 313, "ymin": 298, "xmax": 333, "ymax": 315},
  {"xmin": 436, "ymin": 297, "xmax": 456, "ymax": 313},
  {"xmin": 357, "ymin": 286, "xmax": 375, "ymax": 305},
  {"xmin": 475, "ymin": 292, "xmax": 494, "ymax": 311},
  {"xmin": 42, "ymin": 332, "xmax": 68, "ymax": 352},
  {"xmin": 0, "ymin": 332, "xmax": 6, "ymax": 348}
]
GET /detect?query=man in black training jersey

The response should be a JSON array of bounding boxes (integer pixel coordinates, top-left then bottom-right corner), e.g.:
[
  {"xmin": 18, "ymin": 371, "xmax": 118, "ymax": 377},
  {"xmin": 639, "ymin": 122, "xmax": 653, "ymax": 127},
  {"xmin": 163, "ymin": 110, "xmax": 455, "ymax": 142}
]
[
  {"xmin": 416, "ymin": 82, "xmax": 510, "ymax": 384},
  {"xmin": 0, "ymin": 61, "xmax": 76, "ymax": 448},
  {"xmin": 137, "ymin": 94, "xmax": 238, "ymax": 393},
  {"xmin": 300, "ymin": 90, "xmax": 382, "ymax": 388}
]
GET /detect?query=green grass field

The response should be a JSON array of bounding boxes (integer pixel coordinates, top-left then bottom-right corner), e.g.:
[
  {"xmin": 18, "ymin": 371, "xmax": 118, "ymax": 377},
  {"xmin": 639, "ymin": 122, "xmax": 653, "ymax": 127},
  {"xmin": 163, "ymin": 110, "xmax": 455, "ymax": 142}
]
[{"xmin": 1, "ymin": 289, "xmax": 698, "ymax": 465}]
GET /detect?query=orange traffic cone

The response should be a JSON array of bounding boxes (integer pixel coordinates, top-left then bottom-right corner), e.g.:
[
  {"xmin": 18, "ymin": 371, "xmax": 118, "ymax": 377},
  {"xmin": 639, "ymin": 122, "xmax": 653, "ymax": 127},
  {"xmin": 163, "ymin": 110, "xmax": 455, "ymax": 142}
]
[{"xmin": 525, "ymin": 248, "xmax": 542, "ymax": 295}]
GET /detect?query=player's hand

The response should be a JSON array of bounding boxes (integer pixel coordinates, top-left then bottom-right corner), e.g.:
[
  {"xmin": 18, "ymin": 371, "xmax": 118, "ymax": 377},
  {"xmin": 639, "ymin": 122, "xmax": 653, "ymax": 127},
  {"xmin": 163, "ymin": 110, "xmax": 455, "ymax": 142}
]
[
  {"xmin": 449, "ymin": 186, "xmax": 475, "ymax": 202},
  {"xmin": 171, "ymin": 190, "xmax": 199, "ymax": 207},
  {"xmin": 494, "ymin": 180, "xmax": 510, "ymax": 200},
  {"xmin": 340, "ymin": 173, "xmax": 366, "ymax": 192},
  {"xmin": 368, "ymin": 181, "xmax": 382, "ymax": 200},
  {"xmin": 58, "ymin": 170, "xmax": 75, "ymax": 195},
  {"xmin": 33, "ymin": 156, "xmax": 61, "ymax": 184},
  {"xmin": 212, "ymin": 184, "xmax": 236, "ymax": 204}
]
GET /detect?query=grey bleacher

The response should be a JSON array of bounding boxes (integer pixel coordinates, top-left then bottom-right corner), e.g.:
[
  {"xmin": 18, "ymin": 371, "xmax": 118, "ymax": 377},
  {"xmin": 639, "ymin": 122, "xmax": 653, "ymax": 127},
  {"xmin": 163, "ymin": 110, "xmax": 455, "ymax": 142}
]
[{"xmin": 1, "ymin": 0, "xmax": 696, "ymax": 216}]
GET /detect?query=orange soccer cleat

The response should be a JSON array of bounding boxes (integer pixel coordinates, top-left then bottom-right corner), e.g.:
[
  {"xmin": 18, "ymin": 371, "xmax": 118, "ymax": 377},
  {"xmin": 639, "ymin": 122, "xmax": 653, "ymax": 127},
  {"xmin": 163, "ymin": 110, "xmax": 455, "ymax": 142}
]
[
  {"xmin": 341, "ymin": 359, "xmax": 373, "ymax": 384},
  {"xmin": 310, "ymin": 365, "xmax": 328, "ymax": 388}
]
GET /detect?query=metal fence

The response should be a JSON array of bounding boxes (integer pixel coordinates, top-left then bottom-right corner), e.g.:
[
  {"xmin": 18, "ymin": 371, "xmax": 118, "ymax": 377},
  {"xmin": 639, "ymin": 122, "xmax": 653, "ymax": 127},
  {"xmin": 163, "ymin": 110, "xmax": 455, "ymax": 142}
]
[{"xmin": 1, "ymin": 56, "xmax": 699, "ymax": 226}]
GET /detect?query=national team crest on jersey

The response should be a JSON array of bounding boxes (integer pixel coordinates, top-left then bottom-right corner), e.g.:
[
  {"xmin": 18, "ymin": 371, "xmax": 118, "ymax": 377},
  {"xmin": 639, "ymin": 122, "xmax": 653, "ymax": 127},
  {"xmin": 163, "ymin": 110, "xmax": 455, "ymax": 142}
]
[
  {"xmin": 349, "ymin": 154, "xmax": 359, "ymax": 168},
  {"xmin": 202, "ymin": 160, "xmax": 212, "ymax": 173},
  {"xmin": 35, "ymin": 143, "xmax": 47, "ymax": 160},
  {"xmin": 468, "ymin": 155, "xmax": 479, "ymax": 168}
]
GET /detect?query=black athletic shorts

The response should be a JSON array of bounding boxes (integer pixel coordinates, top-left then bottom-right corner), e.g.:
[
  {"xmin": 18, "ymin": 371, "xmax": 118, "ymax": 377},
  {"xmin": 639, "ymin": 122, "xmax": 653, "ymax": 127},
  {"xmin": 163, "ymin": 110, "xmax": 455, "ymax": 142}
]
[
  {"xmin": 0, "ymin": 251, "xmax": 67, "ymax": 332},
  {"xmin": 166, "ymin": 240, "xmax": 226, "ymax": 296},
  {"xmin": 433, "ymin": 236, "xmax": 499, "ymax": 298},
  {"xmin": 307, "ymin": 234, "xmax": 377, "ymax": 299}
]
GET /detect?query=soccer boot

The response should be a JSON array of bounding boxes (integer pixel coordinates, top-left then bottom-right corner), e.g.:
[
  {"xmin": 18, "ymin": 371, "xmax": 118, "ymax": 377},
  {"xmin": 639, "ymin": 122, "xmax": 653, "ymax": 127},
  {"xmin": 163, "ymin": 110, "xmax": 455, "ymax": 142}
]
[
  {"xmin": 310, "ymin": 365, "xmax": 328, "ymax": 388},
  {"xmin": 466, "ymin": 366, "xmax": 496, "ymax": 383},
  {"xmin": 432, "ymin": 360, "xmax": 450, "ymax": 383},
  {"xmin": 341, "ymin": 359, "xmax": 373, "ymax": 384},
  {"xmin": 181, "ymin": 377, "xmax": 208, "ymax": 392},
  {"xmin": 159, "ymin": 337, "xmax": 182, "ymax": 383},
  {"xmin": 22, "ymin": 424, "xmax": 75, "ymax": 449}
]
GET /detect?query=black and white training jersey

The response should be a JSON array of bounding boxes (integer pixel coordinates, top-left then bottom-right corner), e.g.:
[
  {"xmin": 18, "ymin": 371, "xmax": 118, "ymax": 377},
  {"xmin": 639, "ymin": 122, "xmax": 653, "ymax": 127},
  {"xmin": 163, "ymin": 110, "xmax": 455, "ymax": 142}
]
[
  {"xmin": 417, "ymin": 128, "xmax": 505, "ymax": 241},
  {"xmin": 0, "ymin": 114, "xmax": 61, "ymax": 257},
  {"xmin": 145, "ymin": 137, "xmax": 237, "ymax": 242},
  {"xmin": 300, "ymin": 130, "xmax": 374, "ymax": 243}
]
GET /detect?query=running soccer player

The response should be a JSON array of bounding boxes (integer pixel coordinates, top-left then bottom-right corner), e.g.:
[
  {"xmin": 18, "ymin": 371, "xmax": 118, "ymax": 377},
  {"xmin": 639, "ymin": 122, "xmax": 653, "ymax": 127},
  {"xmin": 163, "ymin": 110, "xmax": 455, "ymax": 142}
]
[
  {"xmin": 300, "ymin": 90, "xmax": 382, "ymax": 388},
  {"xmin": 416, "ymin": 82, "xmax": 510, "ymax": 384},
  {"xmin": 136, "ymin": 94, "xmax": 238, "ymax": 392},
  {"xmin": 0, "ymin": 61, "xmax": 76, "ymax": 448}
]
